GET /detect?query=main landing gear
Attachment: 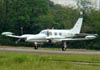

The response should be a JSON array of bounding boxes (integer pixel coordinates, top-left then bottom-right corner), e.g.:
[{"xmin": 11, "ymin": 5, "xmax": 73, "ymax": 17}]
[
  {"xmin": 33, "ymin": 42, "xmax": 68, "ymax": 51},
  {"xmin": 62, "ymin": 42, "xmax": 68, "ymax": 51}
]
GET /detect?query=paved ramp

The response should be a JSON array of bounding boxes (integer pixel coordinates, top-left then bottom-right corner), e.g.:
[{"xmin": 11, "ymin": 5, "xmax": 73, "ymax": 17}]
[{"xmin": 0, "ymin": 48, "xmax": 100, "ymax": 55}]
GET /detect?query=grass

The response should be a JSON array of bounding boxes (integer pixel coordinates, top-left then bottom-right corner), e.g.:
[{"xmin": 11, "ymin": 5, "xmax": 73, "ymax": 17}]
[{"xmin": 0, "ymin": 52, "xmax": 100, "ymax": 70}]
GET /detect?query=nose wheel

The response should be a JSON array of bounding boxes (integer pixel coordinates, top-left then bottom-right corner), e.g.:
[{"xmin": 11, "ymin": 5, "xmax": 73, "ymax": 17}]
[
  {"xmin": 62, "ymin": 42, "xmax": 67, "ymax": 51},
  {"xmin": 34, "ymin": 42, "xmax": 38, "ymax": 50},
  {"xmin": 34, "ymin": 45, "xmax": 38, "ymax": 49}
]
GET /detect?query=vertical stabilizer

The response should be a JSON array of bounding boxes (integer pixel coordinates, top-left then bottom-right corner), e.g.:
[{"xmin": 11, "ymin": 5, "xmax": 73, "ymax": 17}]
[{"xmin": 71, "ymin": 16, "xmax": 83, "ymax": 34}]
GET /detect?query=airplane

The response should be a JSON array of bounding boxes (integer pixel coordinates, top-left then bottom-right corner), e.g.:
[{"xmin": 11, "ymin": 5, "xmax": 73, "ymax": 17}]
[{"xmin": 1, "ymin": 15, "xmax": 97, "ymax": 51}]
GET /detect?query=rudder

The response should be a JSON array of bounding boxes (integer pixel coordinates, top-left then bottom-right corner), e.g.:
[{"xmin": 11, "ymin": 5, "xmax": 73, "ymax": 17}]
[{"xmin": 70, "ymin": 16, "xmax": 83, "ymax": 34}]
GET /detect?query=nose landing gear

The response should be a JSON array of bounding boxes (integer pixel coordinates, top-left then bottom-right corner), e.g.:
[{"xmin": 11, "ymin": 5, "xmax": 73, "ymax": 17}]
[
  {"xmin": 62, "ymin": 42, "xmax": 67, "ymax": 51},
  {"xmin": 34, "ymin": 42, "xmax": 38, "ymax": 49}
]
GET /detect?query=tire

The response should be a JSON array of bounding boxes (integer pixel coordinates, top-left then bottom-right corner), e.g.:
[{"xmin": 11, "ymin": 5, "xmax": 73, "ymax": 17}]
[
  {"xmin": 34, "ymin": 46, "xmax": 38, "ymax": 50},
  {"xmin": 62, "ymin": 46, "xmax": 66, "ymax": 51}
]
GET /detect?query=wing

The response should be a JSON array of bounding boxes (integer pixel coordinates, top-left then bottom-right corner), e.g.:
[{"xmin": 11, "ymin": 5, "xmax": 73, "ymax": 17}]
[
  {"xmin": 1, "ymin": 32, "xmax": 22, "ymax": 38},
  {"xmin": 60, "ymin": 35, "xmax": 97, "ymax": 41},
  {"xmin": 60, "ymin": 38, "xmax": 88, "ymax": 41},
  {"xmin": 5, "ymin": 34, "xmax": 22, "ymax": 38},
  {"xmin": 1, "ymin": 32, "xmax": 34, "ymax": 39}
]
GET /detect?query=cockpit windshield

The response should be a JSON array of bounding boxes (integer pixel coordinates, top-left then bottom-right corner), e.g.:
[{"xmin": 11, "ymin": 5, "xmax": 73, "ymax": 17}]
[
  {"xmin": 39, "ymin": 30, "xmax": 52, "ymax": 36},
  {"xmin": 40, "ymin": 31, "xmax": 47, "ymax": 35}
]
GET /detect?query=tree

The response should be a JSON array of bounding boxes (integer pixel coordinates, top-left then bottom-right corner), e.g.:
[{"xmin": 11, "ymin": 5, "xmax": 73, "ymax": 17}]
[{"xmin": 77, "ymin": 0, "xmax": 92, "ymax": 13}]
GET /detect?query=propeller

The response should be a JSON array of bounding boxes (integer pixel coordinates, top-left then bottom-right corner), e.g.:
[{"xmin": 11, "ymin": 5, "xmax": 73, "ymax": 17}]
[
  {"xmin": 15, "ymin": 39, "xmax": 21, "ymax": 44},
  {"xmin": 15, "ymin": 27, "xmax": 23, "ymax": 44}
]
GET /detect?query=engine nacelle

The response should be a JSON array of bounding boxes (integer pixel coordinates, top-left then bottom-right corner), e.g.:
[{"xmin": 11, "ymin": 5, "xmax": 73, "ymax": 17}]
[{"xmin": 85, "ymin": 35, "xmax": 96, "ymax": 39}]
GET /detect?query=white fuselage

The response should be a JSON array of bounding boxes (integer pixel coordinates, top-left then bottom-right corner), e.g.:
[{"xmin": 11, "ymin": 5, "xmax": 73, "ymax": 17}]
[{"xmin": 25, "ymin": 29, "xmax": 75, "ymax": 43}]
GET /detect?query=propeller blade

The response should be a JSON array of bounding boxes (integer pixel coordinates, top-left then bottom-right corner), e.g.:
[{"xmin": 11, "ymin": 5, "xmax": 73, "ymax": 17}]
[{"xmin": 15, "ymin": 39, "xmax": 21, "ymax": 44}]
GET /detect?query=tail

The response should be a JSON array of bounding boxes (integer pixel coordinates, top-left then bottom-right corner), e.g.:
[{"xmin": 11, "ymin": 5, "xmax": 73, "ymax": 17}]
[{"xmin": 70, "ymin": 16, "xmax": 83, "ymax": 34}]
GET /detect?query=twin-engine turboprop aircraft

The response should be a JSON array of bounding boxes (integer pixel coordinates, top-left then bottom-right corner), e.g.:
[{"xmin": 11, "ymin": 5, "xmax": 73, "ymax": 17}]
[{"xmin": 1, "ymin": 16, "xmax": 97, "ymax": 51}]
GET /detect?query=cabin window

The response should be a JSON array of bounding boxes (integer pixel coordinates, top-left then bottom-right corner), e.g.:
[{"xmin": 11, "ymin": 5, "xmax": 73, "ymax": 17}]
[
  {"xmin": 55, "ymin": 32, "xmax": 57, "ymax": 35},
  {"xmin": 47, "ymin": 31, "xmax": 49, "ymax": 36},
  {"xmin": 47, "ymin": 31, "xmax": 52, "ymax": 36},
  {"xmin": 49, "ymin": 32, "xmax": 52, "ymax": 35},
  {"xmin": 59, "ymin": 33, "xmax": 62, "ymax": 36}
]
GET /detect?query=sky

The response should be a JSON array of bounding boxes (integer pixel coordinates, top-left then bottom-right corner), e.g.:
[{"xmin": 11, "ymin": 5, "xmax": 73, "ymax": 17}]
[
  {"xmin": 50, "ymin": 0, "xmax": 77, "ymax": 7},
  {"xmin": 50, "ymin": 0, "xmax": 100, "ymax": 10}
]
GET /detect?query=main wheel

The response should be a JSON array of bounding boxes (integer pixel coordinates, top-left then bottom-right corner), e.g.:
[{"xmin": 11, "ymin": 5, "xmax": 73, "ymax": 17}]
[
  {"xmin": 34, "ymin": 45, "xmax": 38, "ymax": 50},
  {"xmin": 62, "ymin": 46, "xmax": 66, "ymax": 51}
]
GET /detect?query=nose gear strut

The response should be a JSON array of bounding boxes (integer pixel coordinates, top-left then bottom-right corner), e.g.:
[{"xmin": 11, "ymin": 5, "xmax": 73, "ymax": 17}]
[{"xmin": 62, "ymin": 42, "xmax": 67, "ymax": 51}]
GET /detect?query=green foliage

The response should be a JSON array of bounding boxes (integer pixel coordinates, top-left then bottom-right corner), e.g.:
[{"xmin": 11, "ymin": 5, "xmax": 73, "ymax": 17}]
[
  {"xmin": 0, "ymin": 52, "xmax": 100, "ymax": 70},
  {"xmin": 14, "ymin": 55, "xmax": 29, "ymax": 63}
]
